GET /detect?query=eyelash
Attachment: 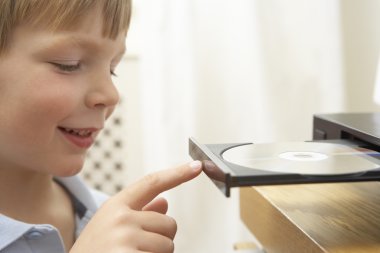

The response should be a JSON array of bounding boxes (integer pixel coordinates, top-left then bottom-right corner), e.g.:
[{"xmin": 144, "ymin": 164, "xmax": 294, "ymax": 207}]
[
  {"xmin": 110, "ymin": 70, "xmax": 117, "ymax": 77},
  {"xmin": 50, "ymin": 62, "xmax": 117, "ymax": 76},
  {"xmin": 51, "ymin": 62, "xmax": 80, "ymax": 73}
]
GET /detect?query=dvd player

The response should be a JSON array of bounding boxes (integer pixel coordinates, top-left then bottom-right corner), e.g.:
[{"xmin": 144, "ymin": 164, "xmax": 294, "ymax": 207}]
[{"xmin": 189, "ymin": 113, "xmax": 380, "ymax": 197}]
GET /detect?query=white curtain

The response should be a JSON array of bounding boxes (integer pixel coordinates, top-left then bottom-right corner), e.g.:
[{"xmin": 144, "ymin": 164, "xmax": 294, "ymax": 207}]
[{"xmin": 122, "ymin": 0, "xmax": 380, "ymax": 252}]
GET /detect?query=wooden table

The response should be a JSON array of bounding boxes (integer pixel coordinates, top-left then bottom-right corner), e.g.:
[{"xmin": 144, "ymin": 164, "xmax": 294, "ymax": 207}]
[{"xmin": 240, "ymin": 182, "xmax": 380, "ymax": 253}]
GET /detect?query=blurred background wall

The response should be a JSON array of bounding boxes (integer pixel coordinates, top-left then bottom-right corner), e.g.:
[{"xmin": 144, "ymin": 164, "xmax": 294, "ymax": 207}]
[{"xmin": 81, "ymin": 0, "xmax": 380, "ymax": 252}]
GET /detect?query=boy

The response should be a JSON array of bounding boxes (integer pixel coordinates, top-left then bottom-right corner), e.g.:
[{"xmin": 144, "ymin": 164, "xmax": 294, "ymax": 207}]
[{"xmin": 0, "ymin": 1, "xmax": 202, "ymax": 252}]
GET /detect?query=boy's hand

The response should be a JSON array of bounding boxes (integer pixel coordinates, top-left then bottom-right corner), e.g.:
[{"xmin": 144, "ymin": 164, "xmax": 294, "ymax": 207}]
[{"xmin": 70, "ymin": 161, "xmax": 202, "ymax": 253}]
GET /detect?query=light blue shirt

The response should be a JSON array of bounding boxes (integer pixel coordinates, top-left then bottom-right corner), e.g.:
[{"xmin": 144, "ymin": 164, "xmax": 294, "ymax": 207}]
[{"xmin": 0, "ymin": 176, "xmax": 108, "ymax": 253}]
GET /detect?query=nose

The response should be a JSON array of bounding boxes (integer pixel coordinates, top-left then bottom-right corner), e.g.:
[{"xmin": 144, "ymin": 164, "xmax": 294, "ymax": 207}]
[{"xmin": 85, "ymin": 74, "xmax": 120, "ymax": 110}]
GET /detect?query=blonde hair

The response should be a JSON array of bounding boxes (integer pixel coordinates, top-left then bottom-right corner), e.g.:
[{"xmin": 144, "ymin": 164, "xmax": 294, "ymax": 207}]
[{"xmin": 0, "ymin": 0, "xmax": 132, "ymax": 54}]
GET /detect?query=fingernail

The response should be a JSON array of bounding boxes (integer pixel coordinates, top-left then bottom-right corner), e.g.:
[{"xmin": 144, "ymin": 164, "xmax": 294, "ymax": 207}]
[{"xmin": 189, "ymin": 160, "xmax": 202, "ymax": 170}]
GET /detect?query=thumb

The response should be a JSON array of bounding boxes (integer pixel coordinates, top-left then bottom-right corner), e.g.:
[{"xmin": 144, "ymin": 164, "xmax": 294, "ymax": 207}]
[{"xmin": 114, "ymin": 160, "xmax": 202, "ymax": 210}]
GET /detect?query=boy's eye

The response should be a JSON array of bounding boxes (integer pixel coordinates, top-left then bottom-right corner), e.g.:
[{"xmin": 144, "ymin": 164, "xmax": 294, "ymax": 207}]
[
  {"xmin": 50, "ymin": 62, "xmax": 118, "ymax": 77},
  {"xmin": 50, "ymin": 62, "xmax": 81, "ymax": 73}
]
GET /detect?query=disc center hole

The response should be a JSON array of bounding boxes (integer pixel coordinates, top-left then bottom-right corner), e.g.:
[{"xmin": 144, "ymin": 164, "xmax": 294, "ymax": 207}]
[{"xmin": 293, "ymin": 153, "xmax": 313, "ymax": 159}]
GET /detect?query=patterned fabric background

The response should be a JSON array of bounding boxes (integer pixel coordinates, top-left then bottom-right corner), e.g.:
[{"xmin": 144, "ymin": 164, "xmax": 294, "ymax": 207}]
[{"xmin": 80, "ymin": 97, "xmax": 128, "ymax": 195}]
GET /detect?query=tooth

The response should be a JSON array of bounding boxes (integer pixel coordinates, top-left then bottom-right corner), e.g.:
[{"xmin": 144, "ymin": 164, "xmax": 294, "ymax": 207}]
[{"xmin": 61, "ymin": 127, "xmax": 91, "ymax": 137}]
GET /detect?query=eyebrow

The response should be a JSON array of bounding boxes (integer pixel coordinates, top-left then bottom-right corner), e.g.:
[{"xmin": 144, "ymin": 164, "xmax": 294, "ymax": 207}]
[{"xmin": 38, "ymin": 34, "xmax": 126, "ymax": 57}]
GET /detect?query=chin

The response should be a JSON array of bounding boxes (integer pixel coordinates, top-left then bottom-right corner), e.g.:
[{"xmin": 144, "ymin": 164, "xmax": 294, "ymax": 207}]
[{"xmin": 52, "ymin": 160, "xmax": 85, "ymax": 177}]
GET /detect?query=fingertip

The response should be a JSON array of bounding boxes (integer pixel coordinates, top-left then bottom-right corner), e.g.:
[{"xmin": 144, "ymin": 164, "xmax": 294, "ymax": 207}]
[{"xmin": 189, "ymin": 160, "xmax": 202, "ymax": 171}]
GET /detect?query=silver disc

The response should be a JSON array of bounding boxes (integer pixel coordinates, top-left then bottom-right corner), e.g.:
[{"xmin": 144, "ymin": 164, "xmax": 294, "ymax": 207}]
[{"xmin": 222, "ymin": 142, "xmax": 380, "ymax": 175}]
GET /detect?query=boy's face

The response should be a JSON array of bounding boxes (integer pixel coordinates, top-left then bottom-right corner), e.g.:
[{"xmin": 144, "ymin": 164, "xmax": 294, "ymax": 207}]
[{"xmin": 0, "ymin": 7, "xmax": 126, "ymax": 176}]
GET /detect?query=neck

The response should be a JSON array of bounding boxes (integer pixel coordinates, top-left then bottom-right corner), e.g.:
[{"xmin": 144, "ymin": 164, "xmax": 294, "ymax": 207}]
[{"xmin": 0, "ymin": 166, "xmax": 59, "ymax": 222}]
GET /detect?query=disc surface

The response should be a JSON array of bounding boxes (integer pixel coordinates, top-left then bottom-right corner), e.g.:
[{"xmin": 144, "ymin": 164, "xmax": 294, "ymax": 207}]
[{"xmin": 222, "ymin": 142, "xmax": 380, "ymax": 175}]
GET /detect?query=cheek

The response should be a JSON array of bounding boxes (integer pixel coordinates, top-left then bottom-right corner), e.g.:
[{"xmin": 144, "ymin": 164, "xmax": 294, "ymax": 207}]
[
  {"xmin": 0, "ymin": 74, "xmax": 84, "ymax": 174},
  {"xmin": 1, "ymin": 74, "xmax": 81, "ymax": 143},
  {"xmin": 27, "ymin": 73, "xmax": 80, "ymax": 115}
]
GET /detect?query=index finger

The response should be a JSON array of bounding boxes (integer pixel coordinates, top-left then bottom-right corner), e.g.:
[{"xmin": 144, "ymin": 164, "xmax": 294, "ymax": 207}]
[{"xmin": 115, "ymin": 160, "xmax": 202, "ymax": 210}]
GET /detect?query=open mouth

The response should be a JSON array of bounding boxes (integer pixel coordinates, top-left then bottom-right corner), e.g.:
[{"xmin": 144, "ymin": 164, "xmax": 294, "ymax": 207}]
[
  {"xmin": 58, "ymin": 127, "xmax": 93, "ymax": 138},
  {"xmin": 58, "ymin": 126, "xmax": 97, "ymax": 149}
]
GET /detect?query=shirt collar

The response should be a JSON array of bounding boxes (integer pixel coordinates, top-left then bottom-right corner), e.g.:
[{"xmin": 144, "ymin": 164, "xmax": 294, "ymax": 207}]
[
  {"xmin": 54, "ymin": 176, "xmax": 98, "ymax": 219},
  {"xmin": 0, "ymin": 176, "xmax": 99, "ymax": 250},
  {"xmin": 0, "ymin": 215, "xmax": 33, "ymax": 250}
]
